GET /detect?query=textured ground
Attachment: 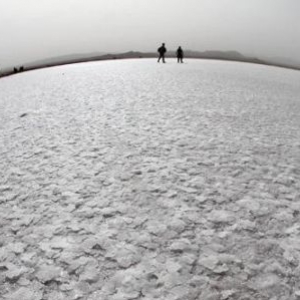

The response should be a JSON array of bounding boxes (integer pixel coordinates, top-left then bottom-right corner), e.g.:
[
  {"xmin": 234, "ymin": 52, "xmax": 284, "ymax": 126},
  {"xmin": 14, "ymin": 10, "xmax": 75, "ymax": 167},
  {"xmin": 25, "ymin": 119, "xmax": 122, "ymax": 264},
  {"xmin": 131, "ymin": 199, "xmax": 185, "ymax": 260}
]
[{"xmin": 1, "ymin": 59, "xmax": 300, "ymax": 300}]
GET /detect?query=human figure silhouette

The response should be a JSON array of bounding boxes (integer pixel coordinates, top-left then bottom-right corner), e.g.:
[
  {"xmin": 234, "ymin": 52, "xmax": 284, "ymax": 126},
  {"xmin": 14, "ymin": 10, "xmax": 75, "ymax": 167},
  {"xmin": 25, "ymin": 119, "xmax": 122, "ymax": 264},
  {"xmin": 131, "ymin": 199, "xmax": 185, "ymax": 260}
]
[
  {"xmin": 176, "ymin": 46, "xmax": 184, "ymax": 63},
  {"xmin": 157, "ymin": 43, "xmax": 167, "ymax": 63}
]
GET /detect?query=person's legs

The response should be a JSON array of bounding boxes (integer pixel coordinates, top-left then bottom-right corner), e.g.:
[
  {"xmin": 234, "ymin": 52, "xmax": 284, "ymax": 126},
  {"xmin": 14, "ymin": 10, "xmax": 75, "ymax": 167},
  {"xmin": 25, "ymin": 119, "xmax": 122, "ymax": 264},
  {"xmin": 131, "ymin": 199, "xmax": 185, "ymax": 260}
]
[{"xmin": 162, "ymin": 54, "xmax": 165, "ymax": 63}]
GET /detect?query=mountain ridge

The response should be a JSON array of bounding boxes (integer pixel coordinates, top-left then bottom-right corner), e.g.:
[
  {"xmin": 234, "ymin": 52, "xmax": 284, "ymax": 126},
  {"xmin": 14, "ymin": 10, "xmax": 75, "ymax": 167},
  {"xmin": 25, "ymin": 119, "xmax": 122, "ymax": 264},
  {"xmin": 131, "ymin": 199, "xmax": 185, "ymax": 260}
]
[{"xmin": 1, "ymin": 50, "xmax": 299, "ymax": 77}]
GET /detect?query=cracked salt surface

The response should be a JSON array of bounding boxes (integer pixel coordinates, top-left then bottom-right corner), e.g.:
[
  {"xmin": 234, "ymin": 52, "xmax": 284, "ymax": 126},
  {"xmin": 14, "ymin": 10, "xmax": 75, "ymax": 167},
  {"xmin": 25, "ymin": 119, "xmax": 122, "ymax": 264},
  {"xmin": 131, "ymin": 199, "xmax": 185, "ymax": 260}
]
[{"xmin": 0, "ymin": 58, "xmax": 300, "ymax": 299}]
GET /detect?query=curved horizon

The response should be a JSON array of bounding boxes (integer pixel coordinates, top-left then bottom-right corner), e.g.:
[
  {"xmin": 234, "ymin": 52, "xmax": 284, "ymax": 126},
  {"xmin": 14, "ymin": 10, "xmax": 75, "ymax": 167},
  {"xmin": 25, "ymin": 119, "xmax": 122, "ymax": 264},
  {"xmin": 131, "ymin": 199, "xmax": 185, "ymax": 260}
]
[
  {"xmin": 0, "ymin": 0, "xmax": 299, "ymax": 71},
  {"xmin": 1, "ymin": 50, "xmax": 300, "ymax": 78}
]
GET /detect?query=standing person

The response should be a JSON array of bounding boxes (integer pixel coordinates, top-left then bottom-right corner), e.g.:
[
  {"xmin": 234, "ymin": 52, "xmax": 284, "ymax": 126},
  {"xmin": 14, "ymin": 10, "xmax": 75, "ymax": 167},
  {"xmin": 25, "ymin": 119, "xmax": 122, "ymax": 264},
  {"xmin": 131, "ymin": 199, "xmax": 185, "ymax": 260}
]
[
  {"xmin": 176, "ymin": 46, "xmax": 184, "ymax": 63},
  {"xmin": 157, "ymin": 43, "xmax": 167, "ymax": 63}
]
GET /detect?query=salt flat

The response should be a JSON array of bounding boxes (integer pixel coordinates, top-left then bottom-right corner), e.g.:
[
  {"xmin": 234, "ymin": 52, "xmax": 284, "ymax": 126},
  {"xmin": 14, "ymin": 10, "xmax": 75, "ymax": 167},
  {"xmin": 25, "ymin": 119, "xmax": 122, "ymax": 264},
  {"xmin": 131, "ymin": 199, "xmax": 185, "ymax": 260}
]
[{"xmin": 0, "ymin": 59, "xmax": 300, "ymax": 300}]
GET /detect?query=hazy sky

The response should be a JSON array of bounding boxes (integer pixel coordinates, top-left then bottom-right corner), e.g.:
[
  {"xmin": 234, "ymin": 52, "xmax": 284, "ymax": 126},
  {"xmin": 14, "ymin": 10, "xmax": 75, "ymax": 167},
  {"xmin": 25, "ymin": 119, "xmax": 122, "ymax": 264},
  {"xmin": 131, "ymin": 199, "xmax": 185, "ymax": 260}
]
[{"xmin": 0, "ymin": 0, "xmax": 299, "ymax": 68}]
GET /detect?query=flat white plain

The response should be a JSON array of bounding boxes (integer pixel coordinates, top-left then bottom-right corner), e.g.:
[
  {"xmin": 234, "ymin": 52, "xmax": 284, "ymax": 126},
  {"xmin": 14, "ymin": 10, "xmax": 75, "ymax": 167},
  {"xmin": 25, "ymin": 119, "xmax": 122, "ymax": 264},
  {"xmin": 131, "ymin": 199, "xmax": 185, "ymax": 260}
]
[{"xmin": 1, "ymin": 59, "xmax": 300, "ymax": 299}]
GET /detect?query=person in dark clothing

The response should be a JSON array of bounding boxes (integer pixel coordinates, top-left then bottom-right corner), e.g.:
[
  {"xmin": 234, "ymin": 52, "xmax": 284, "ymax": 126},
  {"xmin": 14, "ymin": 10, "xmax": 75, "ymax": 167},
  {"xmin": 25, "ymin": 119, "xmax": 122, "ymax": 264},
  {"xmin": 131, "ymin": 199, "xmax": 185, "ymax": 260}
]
[
  {"xmin": 176, "ymin": 46, "xmax": 184, "ymax": 63},
  {"xmin": 157, "ymin": 43, "xmax": 167, "ymax": 63}
]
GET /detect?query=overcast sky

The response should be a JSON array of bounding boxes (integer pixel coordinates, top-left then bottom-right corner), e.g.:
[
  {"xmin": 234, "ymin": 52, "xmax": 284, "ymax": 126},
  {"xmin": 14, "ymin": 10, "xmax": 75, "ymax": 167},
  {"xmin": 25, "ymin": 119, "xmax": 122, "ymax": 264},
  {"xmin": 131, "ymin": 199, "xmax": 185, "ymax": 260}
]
[{"xmin": 0, "ymin": 0, "xmax": 299, "ymax": 68}]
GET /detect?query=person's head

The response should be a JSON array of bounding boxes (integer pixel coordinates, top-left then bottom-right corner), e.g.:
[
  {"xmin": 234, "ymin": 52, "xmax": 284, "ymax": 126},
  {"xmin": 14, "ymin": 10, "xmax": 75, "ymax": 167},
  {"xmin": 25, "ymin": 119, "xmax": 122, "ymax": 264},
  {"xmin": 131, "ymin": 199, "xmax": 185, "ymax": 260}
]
[{"xmin": 162, "ymin": 43, "xmax": 165, "ymax": 46}]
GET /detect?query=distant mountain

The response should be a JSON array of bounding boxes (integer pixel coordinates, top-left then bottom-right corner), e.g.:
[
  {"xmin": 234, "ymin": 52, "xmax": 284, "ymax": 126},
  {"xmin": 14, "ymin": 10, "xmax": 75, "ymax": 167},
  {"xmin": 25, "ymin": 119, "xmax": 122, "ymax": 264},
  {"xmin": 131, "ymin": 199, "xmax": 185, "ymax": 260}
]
[
  {"xmin": 26, "ymin": 52, "xmax": 108, "ymax": 68},
  {"xmin": 1, "ymin": 50, "xmax": 299, "ymax": 78},
  {"xmin": 261, "ymin": 56, "xmax": 300, "ymax": 70},
  {"xmin": 180, "ymin": 50, "xmax": 264, "ymax": 64},
  {"xmin": 25, "ymin": 50, "xmax": 265, "ymax": 69}
]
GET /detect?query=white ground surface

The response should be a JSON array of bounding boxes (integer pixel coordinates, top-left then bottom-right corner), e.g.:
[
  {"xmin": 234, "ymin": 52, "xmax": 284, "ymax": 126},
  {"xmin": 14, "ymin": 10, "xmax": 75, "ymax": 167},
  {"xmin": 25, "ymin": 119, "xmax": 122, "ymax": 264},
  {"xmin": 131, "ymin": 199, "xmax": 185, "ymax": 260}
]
[{"xmin": 1, "ymin": 59, "xmax": 300, "ymax": 300}]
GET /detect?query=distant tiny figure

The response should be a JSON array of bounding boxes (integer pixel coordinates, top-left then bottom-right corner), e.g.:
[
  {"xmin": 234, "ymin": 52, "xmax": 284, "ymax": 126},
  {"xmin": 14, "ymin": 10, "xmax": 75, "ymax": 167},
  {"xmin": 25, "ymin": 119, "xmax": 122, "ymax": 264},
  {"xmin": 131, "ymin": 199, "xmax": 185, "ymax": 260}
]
[
  {"xmin": 176, "ymin": 46, "xmax": 184, "ymax": 63},
  {"xmin": 157, "ymin": 43, "xmax": 167, "ymax": 63}
]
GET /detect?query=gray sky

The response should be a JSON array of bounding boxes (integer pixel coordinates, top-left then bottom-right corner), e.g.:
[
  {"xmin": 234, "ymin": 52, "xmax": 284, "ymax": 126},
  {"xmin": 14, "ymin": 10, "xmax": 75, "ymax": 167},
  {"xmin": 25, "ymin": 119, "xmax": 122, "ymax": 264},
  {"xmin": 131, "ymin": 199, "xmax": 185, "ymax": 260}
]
[{"xmin": 0, "ymin": 0, "xmax": 299, "ymax": 68}]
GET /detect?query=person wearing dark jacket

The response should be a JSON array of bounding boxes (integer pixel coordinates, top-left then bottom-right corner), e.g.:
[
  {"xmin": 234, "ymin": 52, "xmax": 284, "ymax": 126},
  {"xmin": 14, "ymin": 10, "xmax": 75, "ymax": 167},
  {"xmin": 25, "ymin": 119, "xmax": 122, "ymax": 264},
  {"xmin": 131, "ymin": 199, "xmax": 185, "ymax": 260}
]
[
  {"xmin": 176, "ymin": 46, "xmax": 184, "ymax": 63},
  {"xmin": 157, "ymin": 43, "xmax": 167, "ymax": 63}
]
